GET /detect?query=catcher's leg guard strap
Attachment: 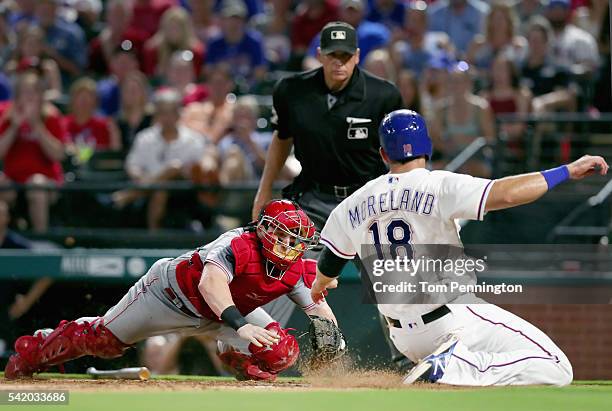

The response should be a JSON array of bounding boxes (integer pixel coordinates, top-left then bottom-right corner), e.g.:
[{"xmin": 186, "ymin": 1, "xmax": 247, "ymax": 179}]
[{"xmin": 85, "ymin": 319, "xmax": 130, "ymax": 358}]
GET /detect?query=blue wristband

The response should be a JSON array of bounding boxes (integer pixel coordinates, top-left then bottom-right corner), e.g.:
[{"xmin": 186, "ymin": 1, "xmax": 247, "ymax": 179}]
[{"xmin": 541, "ymin": 165, "xmax": 570, "ymax": 190}]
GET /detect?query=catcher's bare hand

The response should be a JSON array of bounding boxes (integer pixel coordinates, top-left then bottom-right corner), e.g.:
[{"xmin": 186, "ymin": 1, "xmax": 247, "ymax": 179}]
[
  {"xmin": 237, "ymin": 324, "xmax": 280, "ymax": 347},
  {"xmin": 311, "ymin": 278, "xmax": 338, "ymax": 304},
  {"xmin": 567, "ymin": 155, "xmax": 609, "ymax": 180}
]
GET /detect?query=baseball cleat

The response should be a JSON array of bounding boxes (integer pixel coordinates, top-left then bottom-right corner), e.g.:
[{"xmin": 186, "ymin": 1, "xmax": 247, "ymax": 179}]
[
  {"xmin": 402, "ymin": 335, "xmax": 459, "ymax": 384},
  {"xmin": 4, "ymin": 353, "xmax": 36, "ymax": 379},
  {"xmin": 4, "ymin": 333, "xmax": 46, "ymax": 379}
]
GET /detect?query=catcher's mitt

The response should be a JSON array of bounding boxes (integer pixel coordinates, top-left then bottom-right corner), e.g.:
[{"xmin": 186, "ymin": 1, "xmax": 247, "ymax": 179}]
[{"xmin": 309, "ymin": 316, "xmax": 346, "ymax": 366}]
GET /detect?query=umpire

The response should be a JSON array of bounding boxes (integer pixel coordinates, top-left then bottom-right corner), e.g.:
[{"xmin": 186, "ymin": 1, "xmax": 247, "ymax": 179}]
[{"xmin": 252, "ymin": 21, "xmax": 403, "ymax": 229}]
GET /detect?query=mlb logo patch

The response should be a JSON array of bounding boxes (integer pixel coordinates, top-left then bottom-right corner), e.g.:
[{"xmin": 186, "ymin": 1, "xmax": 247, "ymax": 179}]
[
  {"xmin": 347, "ymin": 127, "xmax": 368, "ymax": 139},
  {"xmin": 403, "ymin": 143, "xmax": 413, "ymax": 156},
  {"xmin": 331, "ymin": 30, "xmax": 346, "ymax": 40}
]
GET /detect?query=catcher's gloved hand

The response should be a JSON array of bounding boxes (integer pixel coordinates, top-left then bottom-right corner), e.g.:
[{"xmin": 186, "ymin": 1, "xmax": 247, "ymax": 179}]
[{"xmin": 309, "ymin": 316, "xmax": 346, "ymax": 366}]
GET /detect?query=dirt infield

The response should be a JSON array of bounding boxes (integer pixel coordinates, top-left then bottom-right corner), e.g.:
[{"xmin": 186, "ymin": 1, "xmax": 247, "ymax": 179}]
[
  {"xmin": 0, "ymin": 377, "xmax": 411, "ymax": 392},
  {"xmin": 0, "ymin": 377, "xmax": 310, "ymax": 392},
  {"xmin": 0, "ymin": 369, "xmax": 407, "ymax": 392},
  {"xmin": 0, "ymin": 355, "xmax": 412, "ymax": 392}
]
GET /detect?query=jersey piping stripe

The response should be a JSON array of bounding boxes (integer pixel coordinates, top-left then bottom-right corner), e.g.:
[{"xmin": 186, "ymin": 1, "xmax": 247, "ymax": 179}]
[
  {"xmin": 205, "ymin": 259, "xmax": 233, "ymax": 282},
  {"xmin": 320, "ymin": 237, "xmax": 356, "ymax": 258},
  {"xmin": 477, "ymin": 180, "xmax": 494, "ymax": 221},
  {"xmin": 451, "ymin": 353, "xmax": 559, "ymax": 373},
  {"xmin": 302, "ymin": 302, "xmax": 317, "ymax": 311},
  {"xmin": 466, "ymin": 306, "xmax": 557, "ymax": 358},
  {"xmin": 105, "ymin": 277, "xmax": 160, "ymax": 327}
]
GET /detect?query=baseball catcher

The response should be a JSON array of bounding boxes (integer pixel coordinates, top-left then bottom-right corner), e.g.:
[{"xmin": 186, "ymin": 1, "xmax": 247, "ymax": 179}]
[{"xmin": 5, "ymin": 200, "xmax": 343, "ymax": 381}]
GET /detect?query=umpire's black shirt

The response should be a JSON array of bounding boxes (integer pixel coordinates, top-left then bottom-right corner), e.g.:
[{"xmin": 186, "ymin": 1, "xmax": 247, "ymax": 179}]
[{"xmin": 272, "ymin": 66, "xmax": 403, "ymax": 186}]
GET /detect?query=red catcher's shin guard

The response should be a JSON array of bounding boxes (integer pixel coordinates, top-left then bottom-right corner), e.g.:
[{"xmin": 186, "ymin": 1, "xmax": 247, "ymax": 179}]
[
  {"xmin": 218, "ymin": 351, "xmax": 277, "ymax": 381},
  {"xmin": 4, "ymin": 319, "xmax": 128, "ymax": 379}
]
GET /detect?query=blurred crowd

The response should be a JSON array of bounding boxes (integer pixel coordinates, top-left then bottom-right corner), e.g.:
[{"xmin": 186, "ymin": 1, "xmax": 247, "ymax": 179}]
[{"xmin": 0, "ymin": 0, "xmax": 609, "ymax": 233}]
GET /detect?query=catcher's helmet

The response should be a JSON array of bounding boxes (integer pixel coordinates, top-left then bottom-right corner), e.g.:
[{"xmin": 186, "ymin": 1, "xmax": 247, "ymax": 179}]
[
  {"xmin": 256, "ymin": 200, "xmax": 319, "ymax": 277},
  {"xmin": 379, "ymin": 109, "xmax": 432, "ymax": 161}
]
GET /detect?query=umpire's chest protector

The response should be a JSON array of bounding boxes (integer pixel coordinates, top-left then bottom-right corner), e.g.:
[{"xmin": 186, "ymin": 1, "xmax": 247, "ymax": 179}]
[{"xmin": 228, "ymin": 232, "xmax": 304, "ymax": 316}]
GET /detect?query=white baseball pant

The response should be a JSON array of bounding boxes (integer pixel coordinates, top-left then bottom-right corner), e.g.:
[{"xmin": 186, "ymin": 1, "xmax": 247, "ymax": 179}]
[{"xmin": 388, "ymin": 299, "xmax": 572, "ymax": 386}]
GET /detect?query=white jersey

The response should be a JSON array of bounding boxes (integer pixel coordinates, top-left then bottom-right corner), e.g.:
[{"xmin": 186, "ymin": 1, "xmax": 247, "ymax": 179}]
[{"xmin": 320, "ymin": 168, "xmax": 493, "ymax": 319}]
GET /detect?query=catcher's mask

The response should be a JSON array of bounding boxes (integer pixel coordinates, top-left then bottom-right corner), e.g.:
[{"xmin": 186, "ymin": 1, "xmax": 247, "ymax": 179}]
[{"xmin": 256, "ymin": 199, "xmax": 319, "ymax": 279}]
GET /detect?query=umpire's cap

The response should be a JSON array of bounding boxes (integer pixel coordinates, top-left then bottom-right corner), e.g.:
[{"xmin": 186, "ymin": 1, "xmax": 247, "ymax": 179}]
[
  {"xmin": 320, "ymin": 22, "xmax": 358, "ymax": 55},
  {"xmin": 379, "ymin": 110, "xmax": 432, "ymax": 161}
]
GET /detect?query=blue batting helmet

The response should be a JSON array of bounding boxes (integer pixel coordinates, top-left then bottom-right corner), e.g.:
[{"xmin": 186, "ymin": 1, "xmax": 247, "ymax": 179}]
[{"xmin": 379, "ymin": 109, "xmax": 432, "ymax": 161}]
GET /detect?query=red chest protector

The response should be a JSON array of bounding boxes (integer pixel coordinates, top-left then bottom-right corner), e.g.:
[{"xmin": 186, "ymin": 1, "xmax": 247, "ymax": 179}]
[{"xmin": 176, "ymin": 231, "xmax": 316, "ymax": 322}]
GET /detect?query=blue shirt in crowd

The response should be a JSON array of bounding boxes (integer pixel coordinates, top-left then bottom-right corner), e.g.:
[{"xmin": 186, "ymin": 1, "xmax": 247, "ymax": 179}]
[
  {"xmin": 45, "ymin": 19, "xmax": 88, "ymax": 70},
  {"xmin": 427, "ymin": 0, "xmax": 489, "ymax": 53},
  {"xmin": 180, "ymin": 0, "xmax": 263, "ymax": 19},
  {"xmin": 366, "ymin": 1, "xmax": 406, "ymax": 30},
  {"xmin": 218, "ymin": 131, "xmax": 272, "ymax": 179},
  {"xmin": 97, "ymin": 77, "xmax": 120, "ymax": 117},
  {"xmin": 8, "ymin": 11, "xmax": 34, "ymax": 28},
  {"xmin": 0, "ymin": 73, "xmax": 11, "ymax": 102},
  {"xmin": 206, "ymin": 30, "xmax": 267, "ymax": 80}
]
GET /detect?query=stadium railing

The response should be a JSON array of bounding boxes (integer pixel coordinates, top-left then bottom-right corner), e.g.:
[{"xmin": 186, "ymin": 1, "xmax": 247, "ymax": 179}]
[
  {"xmin": 492, "ymin": 112, "xmax": 612, "ymax": 243},
  {"xmin": 493, "ymin": 112, "xmax": 612, "ymax": 176}
]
